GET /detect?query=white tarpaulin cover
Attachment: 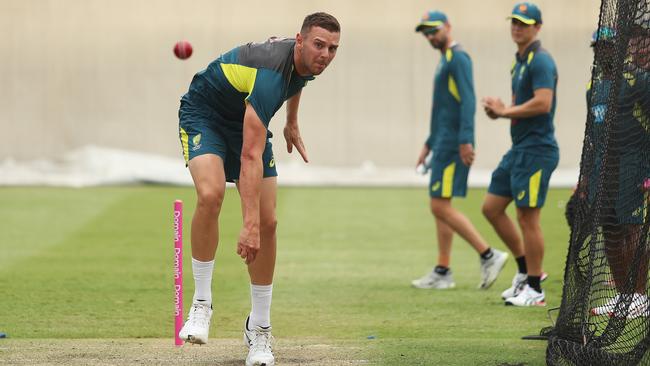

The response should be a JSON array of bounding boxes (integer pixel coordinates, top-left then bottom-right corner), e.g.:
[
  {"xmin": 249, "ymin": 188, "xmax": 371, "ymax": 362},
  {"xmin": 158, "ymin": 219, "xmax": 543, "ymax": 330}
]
[{"xmin": 0, "ymin": 146, "xmax": 579, "ymax": 188}]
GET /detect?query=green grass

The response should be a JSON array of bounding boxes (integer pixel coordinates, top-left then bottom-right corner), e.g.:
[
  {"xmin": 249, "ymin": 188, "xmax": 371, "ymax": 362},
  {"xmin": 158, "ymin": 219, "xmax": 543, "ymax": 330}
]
[{"xmin": 0, "ymin": 186, "xmax": 573, "ymax": 365}]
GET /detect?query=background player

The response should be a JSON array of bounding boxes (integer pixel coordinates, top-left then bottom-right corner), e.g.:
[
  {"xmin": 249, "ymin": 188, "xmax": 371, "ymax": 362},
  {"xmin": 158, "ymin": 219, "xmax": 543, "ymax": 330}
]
[
  {"xmin": 482, "ymin": 2, "xmax": 559, "ymax": 307},
  {"xmin": 411, "ymin": 11, "xmax": 508, "ymax": 291}
]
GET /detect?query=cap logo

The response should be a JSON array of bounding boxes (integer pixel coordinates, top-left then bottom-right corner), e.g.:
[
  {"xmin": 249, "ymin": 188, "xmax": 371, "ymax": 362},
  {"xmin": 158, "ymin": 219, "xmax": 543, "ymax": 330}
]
[
  {"xmin": 422, "ymin": 13, "xmax": 429, "ymax": 21},
  {"xmin": 519, "ymin": 4, "xmax": 528, "ymax": 13}
]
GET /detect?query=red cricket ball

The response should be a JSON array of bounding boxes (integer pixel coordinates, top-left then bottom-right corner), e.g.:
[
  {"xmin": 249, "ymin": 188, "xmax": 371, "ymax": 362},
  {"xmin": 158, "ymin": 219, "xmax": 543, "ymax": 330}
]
[{"xmin": 173, "ymin": 41, "xmax": 193, "ymax": 60}]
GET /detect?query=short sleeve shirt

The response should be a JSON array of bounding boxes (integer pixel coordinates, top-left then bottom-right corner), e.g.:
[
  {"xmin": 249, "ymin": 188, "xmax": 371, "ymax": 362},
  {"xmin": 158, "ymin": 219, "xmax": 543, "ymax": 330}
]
[{"xmin": 510, "ymin": 40, "xmax": 559, "ymax": 154}]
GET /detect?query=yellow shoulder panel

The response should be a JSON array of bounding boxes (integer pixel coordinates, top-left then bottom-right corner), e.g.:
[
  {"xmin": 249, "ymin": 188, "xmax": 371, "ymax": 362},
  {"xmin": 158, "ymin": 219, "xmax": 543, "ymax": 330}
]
[{"xmin": 219, "ymin": 63, "xmax": 258, "ymax": 95}]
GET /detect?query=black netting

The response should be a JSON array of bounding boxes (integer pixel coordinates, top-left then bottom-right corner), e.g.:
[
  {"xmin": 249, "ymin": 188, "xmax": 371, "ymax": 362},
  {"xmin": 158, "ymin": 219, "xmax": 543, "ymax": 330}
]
[{"xmin": 548, "ymin": 0, "xmax": 650, "ymax": 365}]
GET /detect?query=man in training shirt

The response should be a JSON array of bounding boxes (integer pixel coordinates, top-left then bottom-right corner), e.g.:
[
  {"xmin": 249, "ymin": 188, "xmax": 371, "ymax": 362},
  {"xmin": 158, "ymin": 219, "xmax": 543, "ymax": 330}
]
[
  {"xmin": 590, "ymin": 12, "xmax": 650, "ymax": 318},
  {"xmin": 177, "ymin": 12, "xmax": 340, "ymax": 365},
  {"xmin": 411, "ymin": 11, "xmax": 508, "ymax": 291},
  {"xmin": 482, "ymin": 3, "xmax": 559, "ymax": 307}
]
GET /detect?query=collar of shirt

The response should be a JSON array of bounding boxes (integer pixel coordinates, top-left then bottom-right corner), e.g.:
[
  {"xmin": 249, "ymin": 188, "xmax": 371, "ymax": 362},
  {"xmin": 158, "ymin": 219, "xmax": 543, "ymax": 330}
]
[
  {"xmin": 290, "ymin": 63, "xmax": 316, "ymax": 81},
  {"xmin": 515, "ymin": 40, "xmax": 541, "ymax": 63},
  {"xmin": 292, "ymin": 67, "xmax": 315, "ymax": 81}
]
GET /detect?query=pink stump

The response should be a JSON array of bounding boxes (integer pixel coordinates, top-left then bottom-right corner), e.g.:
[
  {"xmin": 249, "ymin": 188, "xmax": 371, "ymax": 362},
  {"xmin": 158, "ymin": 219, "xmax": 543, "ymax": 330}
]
[{"xmin": 173, "ymin": 200, "xmax": 183, "ymax": 346}]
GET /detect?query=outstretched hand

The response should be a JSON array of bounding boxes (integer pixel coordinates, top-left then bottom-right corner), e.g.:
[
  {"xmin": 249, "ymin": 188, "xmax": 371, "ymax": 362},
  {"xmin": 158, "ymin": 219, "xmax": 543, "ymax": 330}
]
[{"xmin": 284, "ymin": 122, "xmax": 309, "ymax": 163}]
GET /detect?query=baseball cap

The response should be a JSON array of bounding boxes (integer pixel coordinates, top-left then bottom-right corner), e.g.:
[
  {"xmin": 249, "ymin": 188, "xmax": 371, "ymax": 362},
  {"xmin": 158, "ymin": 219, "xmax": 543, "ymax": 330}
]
[
  {"xmin": 415, "ymin": 11, "xmax": 448, "ymax": 32},
  {"xmin": 591, "ymin": 27, "xmax": 616, "ymax": 46},
  {"xmin": 508, "ymin": 2, "xmax": 543, "ymax": 25}
]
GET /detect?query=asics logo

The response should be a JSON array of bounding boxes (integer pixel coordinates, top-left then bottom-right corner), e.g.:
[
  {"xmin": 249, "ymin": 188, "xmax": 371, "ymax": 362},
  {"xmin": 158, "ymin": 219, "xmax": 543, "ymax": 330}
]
[{"xmin": 517, "ymin": 190, "xmax": 526, "ymax": 200}]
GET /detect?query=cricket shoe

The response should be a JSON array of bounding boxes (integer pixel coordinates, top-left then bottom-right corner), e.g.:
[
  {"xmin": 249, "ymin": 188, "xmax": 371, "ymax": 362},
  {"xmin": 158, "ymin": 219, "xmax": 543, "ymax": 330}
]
[
  {"xmin": 505, "ymin": 285, "xmax": 546, "ymax": 307},
  {"xmin": 624, "ymin": 294, "xmax": 649, "ymax": 319},
  {"xmin": 179, "ymin": 302, "xmax": 212, "ymax": 344},
  {"xmin": 501, "ymin": 272, "xmax": 549, "ymax": 299},
  {"xmin": 501, "ymin": 273, "xmax": 527, "ymax": 300},
  {"xmin": 244, "ymin": 317, "xmax": 274, "ymax": 366},
  {"xmin": 478, "ymin": 249, "xmax": 508, "ymax": 289},
  {"xmin": 591, "ymin": 293, "xmax": 650, "ymax": 319},
  {"xmin": 411, "ymin": 269, "xmax": 456, "ymax": 289}
]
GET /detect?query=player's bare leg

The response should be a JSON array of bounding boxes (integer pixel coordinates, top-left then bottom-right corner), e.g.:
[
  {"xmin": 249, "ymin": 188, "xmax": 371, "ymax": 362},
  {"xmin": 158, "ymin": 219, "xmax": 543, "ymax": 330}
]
[
  {"xmin": 247, "ymin": 177, "xmax": 277, "ymax": 285},
  {"xmin": 435, "ymin": 216, "xmax": 454, "ymax": 268},
  {"xmin": 483, "ymin": 193, "xmax": 532, "ymax": 298},
  {"xmin": 431, "ymin": 198, "xmax": 488, "ymax": 253},
  {"xmin": 411, "ymin": 215, "xmax": 457, "ymax": 290},
  {"xmin": 516, "ymin": 207, "xmax": 543, "ymax": 277},
  {"xmin": 179, "ymin": 154, "xmax": 226, "ymax": 344},
  {"xmin": 189, "ymin": 154, "xmax": 226, "ymax": 261},
  {"xmin": 482, "ymin": 194, "xmax": 523, "ymax": 257},
  {"xmin": 243, "ymin": 177, "xmax": 276, "ymax": 366},
  {"xmin": 430, "ymin": 197, "xmax": 508, "ymax": 289}
]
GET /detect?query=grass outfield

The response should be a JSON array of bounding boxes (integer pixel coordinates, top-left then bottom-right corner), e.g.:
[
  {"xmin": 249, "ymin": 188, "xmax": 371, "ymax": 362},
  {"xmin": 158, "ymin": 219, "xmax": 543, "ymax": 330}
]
[{"xmin": 0, "ymin": 186, "xmax": 573, "ymax": 365}]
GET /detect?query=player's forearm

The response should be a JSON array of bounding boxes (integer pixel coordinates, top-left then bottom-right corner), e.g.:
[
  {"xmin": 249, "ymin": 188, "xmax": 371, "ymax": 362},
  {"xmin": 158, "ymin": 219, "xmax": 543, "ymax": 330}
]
[
  {"xmin": 501, "ymin": 95, "xmax": 551, "ymax": 119},
  {"xmin": 239, "ymin": 154, "xmax": 263, "ymax": 229},
  {"xmin": 286, "ymin": 91, "xmax": 302, "ymax": 125},
  {"xmin": 500, "ymin": 89, "xmax": 553, "ymax": 118},
  {"xmin": 240, "ymin": 103, "xmax": 267, "ymax": 230}
]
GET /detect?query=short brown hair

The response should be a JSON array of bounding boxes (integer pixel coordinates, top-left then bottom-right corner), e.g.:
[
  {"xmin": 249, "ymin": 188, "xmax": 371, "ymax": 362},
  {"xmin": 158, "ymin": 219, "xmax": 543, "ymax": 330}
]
[{"xmin": 301, "ymin": 12, "xmax": 340, "ymax": 34}]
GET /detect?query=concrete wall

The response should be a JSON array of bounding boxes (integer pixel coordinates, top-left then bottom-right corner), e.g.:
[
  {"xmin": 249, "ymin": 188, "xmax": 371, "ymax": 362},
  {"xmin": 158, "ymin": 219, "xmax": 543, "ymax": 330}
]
[{"xmin": 1, "ymin": 0, "xmax": 600, "ymax": 170}]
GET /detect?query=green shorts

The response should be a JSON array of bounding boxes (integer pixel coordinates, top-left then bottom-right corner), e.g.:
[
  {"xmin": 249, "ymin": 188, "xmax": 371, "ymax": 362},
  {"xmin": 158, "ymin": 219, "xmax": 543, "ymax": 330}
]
[
  {"xmin": 178, "ymin": 99, "xmax": 277, "ymax": 183},
  {"xmin": 488, "ymin": 149, "xmax": 558, "ymax": 208},
  {"xmin": 612, "ymin": 151, "xmax": 648, "ymax": 224},
  {"xmin": 429, "ymin": 150, "xmax": 469, "ymax": 198}
]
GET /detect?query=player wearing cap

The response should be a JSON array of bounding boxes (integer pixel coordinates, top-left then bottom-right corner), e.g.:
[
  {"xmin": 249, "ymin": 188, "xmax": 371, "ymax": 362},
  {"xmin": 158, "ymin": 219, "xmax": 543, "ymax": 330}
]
[
  {"xmin": 177, "ymin": 12, "xmax": 340, "ymax": 366},
  {"xmin": 591, "ymin": 10, "xmax": 650, "ymax": 318},
  {"xmin": 482, "ymin": 2, "xmax": 558, "ymax": 307},
  {"xmin": 411, "ymin": 11, "xmax": 508, "ymax": 291}
]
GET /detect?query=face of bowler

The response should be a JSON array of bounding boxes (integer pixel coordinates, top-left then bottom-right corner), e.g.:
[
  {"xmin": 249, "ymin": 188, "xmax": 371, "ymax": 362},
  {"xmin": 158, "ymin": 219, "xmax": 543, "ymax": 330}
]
[{"xmin": 295, "ymin": 26, "xmax": 340, "ymax": 76}]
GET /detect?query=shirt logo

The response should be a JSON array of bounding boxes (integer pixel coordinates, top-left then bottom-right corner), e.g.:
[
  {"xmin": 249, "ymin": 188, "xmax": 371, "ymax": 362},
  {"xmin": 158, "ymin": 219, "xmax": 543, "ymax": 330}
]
[
  {"xmin": 432, "ymin": 181, "xmax": 441, "ymax": 192},
  {"xmin": 191, "ymin": 134, "xmax": 202, "ymax": 151},
  {"xmin": 517, "ymin": 190, "xmax": 526, "ymax": 201},
  {"xmin": 592, "ymin": 104, "xmax": 607, "ymax": 124},
  {"xmin": 269, "ymin": 158, "xmax": 275, "ymax": 168}
]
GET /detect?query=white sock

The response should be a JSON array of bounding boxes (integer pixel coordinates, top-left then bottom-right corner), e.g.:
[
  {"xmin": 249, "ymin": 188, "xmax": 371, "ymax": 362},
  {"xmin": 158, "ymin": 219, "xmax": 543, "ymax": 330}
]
[
  {"xmin": 192, "ymin": 258, "xmax": 214, "ymax": 305},
  {"xmin": 249, "ymin": 283, "xmax": 273, "ymax": 328}
]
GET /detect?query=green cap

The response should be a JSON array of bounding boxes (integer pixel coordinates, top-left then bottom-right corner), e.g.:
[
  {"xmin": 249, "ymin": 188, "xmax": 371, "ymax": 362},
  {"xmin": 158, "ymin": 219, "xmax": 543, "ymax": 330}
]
[
  {"xmin": 415, "ymin": 11, "xmax": 448, "ymax": 32},
  {"xmin": 507, "ymin": 2, "xmax": 542, "ymax": 25}
]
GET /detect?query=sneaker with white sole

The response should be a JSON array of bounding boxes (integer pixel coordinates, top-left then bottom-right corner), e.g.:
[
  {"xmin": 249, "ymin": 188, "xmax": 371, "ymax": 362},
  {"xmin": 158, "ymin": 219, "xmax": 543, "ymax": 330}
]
[
  {"xmin": 178, "ymin": 302, "xmax": 212, "ymax": 344},
  {"xmin": 592, "ymin": 293, "xmax": 649, "ymax": 319},
  {"xmin": 501, "ymin": 272, "xmax": 549, "ymax": 299},
  {"xmin": 244, "ymin": 317, "xmax": 274, "ymax": 366},
  {"xmin": 479, "ymin": 249, "xmax": 508, "ymax": 289},
  {"xmin": 505, "ymin": 284, "xmax": 546, "ymax": 307},
  {"xmin": 626, "ymin": 294, "xmax": 649, "ymax": 319},
  {"xmin": 591, "ymin": 294, "xmax": 620, "ymax": 316},
  {"xmin": 501, "ymin": 273, "xmax": 527, "ymax": 300},
  {"xmin": 411, "ymin": 269, "xmax": 456, "ymax": 289}
]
